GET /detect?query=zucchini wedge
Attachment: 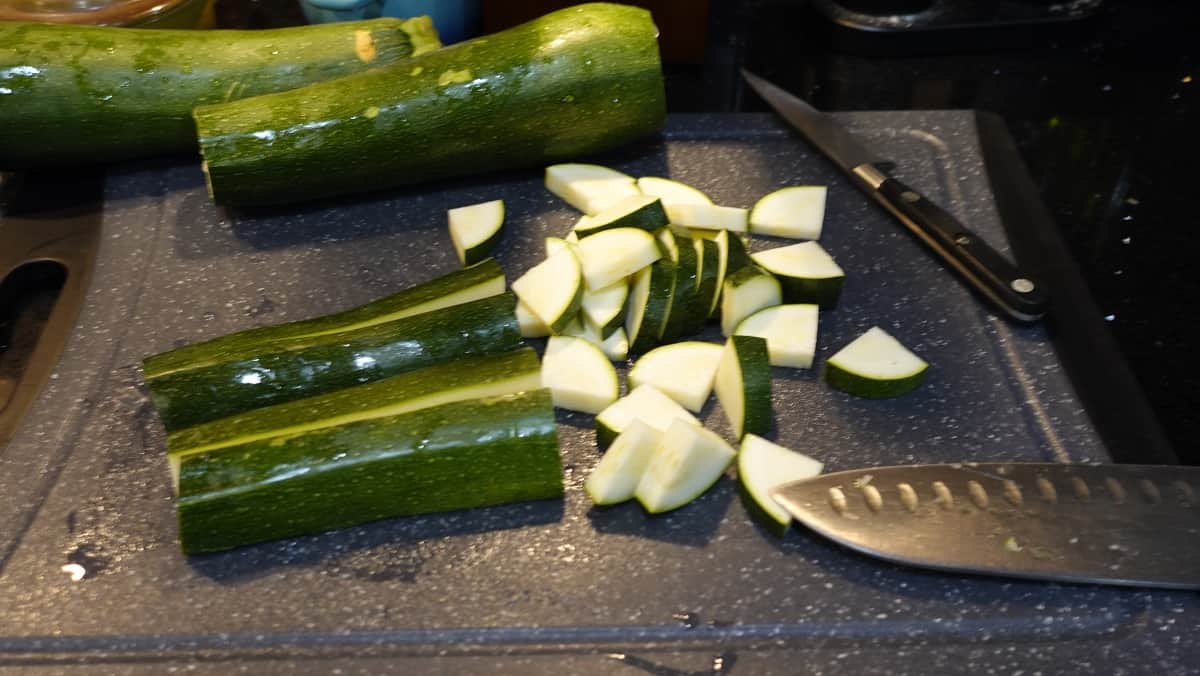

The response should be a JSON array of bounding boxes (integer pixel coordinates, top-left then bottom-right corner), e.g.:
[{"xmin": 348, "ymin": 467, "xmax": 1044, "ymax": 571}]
[
  {"xmin": 635, "ymin": 419, "xmax": 736, "ymax": 514},
  {"xmin": 594, "ymin": 384, "xmax": 700, "ymax": 450},
  {"xmin": 581, "ymin": 280, "xmax": 630, "ymax": 339},
  {"xmin": 709, "ymin": 230, "xmax": 754, "ymax": 318},
  {"xmin": 516, "ymin": 299, "xmax": 551, "ymax": 338},
  {"xmin": 628, "ymin": 341, "xmax": 724, "ymax": 413},
  {"xmin": 750, "ymin": 241, "xmax": 845, "ymax": 308},
  {"xmin": 143, "ymin": 259, "xmax": 506, "ymax": 379},
  {"xmin": 176, "ymin": 389, "xmax": 561, "ymax": 553},
  {"xmin": 511, "ymin": 248, "xmax": 584, "ymax": 333},
  {"xmin": 546, "ymin": 163, "xmax": 641, "ymax": 215},
  {"xmin": 166, "ymin": 347, "xmax": 543, "ymax": 485},
  {"xmin": 825, "ymin": 327, "xmax": 928, "ymax": 398},
  {"xmin": 720, "ymin": 265, "xmax": 782, "ymax": 336},
  {"xmin": 657, "ymin": 228, "xmax": 704, "ymax": 342},
  {"xmin": 625, "ymin": 259, "xmax": 677, "ymax": 355},
  {"xmin": 146, "ymin": 293, "xmax": 522, "ymax": 431},
  {"xmin": 749, "ymin": 186, "xmax": 827, "ymax": 240},
  {"xmin": 714, "ymin": 336, "xmax": 773, "ymax": 439},
  {"xmin": 448, "ymin": 199, "xmax": 505, "ymax": 265},
  {"xmin": 575, "ymin": 227, "xmax": 662, "ymax": 291},
  {"xmin": 196, "ymin": 4, "xmax": 666, "ymax": 206},
  {"xmin": 574, "ymin": 195, "xmax": 669, "ymax": 238},
  {"xmin": 541, "ymin": 336, "xmax": 619, "ymax": 414},
  {"xmin": 584, "ymin": 418, "xmax": 661, "ymax": 506},
  {"xmin": 738, "ymin": 434, "xmax": 823, "ymax": 537},
  {"xmin": 734, "ymin": 304, "xmax": 819, "ymax": 369}
]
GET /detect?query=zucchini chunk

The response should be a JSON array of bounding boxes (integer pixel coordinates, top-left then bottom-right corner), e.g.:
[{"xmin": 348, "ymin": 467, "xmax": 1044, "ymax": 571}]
[
  {"xmin": 714, "ymin": 336, "xmax": 773, "ymax": 439},
  {"xmin": 824, "ymin": 326, "xmax": 928, "ymax": 398}
]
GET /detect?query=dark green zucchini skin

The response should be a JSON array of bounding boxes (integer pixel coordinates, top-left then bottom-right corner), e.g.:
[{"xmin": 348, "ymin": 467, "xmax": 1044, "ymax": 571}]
[
  {"xmin": 194, "ymin": 2, "xmax": 666, "ymax": 206},
  {"xmin": 177, "ymin": 389, "xmax": 562, "ymax": 554},
  {"xmin": 0, "ymin": 18, "xmax": 440, "ymax": 169},
  {"xmin": 147, "ymin": 293, "xmax": 521, "ymax": 431},
  {"xmin": 143, "ymin": 258, "xmax": 504, "ymax": 379},
  {"xmin": 167, "ymin": 346, "xmax": 542, "ymax": 458}
]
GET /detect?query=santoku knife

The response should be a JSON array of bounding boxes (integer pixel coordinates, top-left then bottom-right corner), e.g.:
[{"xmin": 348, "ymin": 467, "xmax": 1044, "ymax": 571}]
[
  {"xmin": 771, "ymin": 462, "xmax": 1200, "ymax": 589},
  {"xmin": 742, "ymin": 70, "xmax": 1048, "ymax": 322}
]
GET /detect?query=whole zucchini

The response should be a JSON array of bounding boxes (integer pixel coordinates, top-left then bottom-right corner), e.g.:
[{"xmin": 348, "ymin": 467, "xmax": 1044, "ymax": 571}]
[
  {"xmin": 0, "ymin": 18, "xmax": 441, "ymax": 168},
  {"xmin": 194, "ymin": 2, "xmax": 666, "ymax": 206}
]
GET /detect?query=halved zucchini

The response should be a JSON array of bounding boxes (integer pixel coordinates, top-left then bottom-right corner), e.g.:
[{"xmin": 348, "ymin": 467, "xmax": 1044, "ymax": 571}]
[
  {"xmin": 575, "ymin": 194, "xmax": 668, "ymax": 238},
  {"xmin": 511, "ymin": 248, "xmax": 583, "ymax": 333},
  {"xmin": 714, "ymin": 336, "xmax": 772, "ymax": 439},
  {"xmin": 594, "ymin": 384, "xmax": 699, "ymax": 450},
  {"xmin": 635, "ymin": 418, "xmax": 736, "ymax": 514},
  {"xmin": 575, "ymin": 227, "xmax": 662, "ymax": 291},
  {"xmin": 541, "ymin": 336, "xmax": 619, "ymax": 414},
  {"xmin": 738, "ymin": 434, "xmax": 823, "ymax": 536},
  {"xmin": 448, "ymin": 199, "xmax": 505, "ymax": 265},
  {"xmin": 545, "ymin": 163, "xmax": 640, "ymax": 215},
  {"xmin": 734, "ymin": 304, "xmax": 819, "ymax": 368},
  {"xmin": 824, "ymin": 326, "xmax": 927, "ymax": 398},
  {"xmin": 584, "ymin": 418, "xmax": 661, "ymax": 506},
  {"xmin": 750, "ymin": 241, "xmax": 844, "ymax": 308},
  {"xmin": 627, "ymin": 341, "xmax": 724, "ymax": 413},
  {"xmin": 749, "ymin": 186, "xmax": 826, "ymax": 240},
  {"xmin": 720, "ymin": 265, "xmax": 781, "ymax": 336}
]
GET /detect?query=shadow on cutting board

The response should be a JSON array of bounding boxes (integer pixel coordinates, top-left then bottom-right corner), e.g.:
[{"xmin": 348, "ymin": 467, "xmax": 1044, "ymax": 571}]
[
  {"xmin": 585, "ymin": 479, "xmax": 735, "ymax": 549},
  {"xmin": 187, "ymin": 498, "xmax": 564, "ymax": 584}
]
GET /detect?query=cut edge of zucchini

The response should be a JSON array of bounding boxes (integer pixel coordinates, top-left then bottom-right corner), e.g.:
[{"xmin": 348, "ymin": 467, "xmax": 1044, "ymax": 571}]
[
  {"xmin": 584, "ymin": 418, "xmax": 662, "ymax": 506},
  {"xmin": 734, "ymin": 304, "xmax": 819, "ymax": 369},
  {"xmin": 634, "ymin": 418, "xmax": 736, "ymax": 514},
  {"xmin": 511, "ymin": 248, "xmax": 584, "ymax": 333},
  {"xmin": 628, "ymin": 341, "xmax": 724, "ymax": 413}
]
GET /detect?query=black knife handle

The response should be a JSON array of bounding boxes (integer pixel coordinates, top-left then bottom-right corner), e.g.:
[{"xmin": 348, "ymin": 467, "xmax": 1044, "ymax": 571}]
[{"xmin": 867, "ymin": 173, "xmax": 1048, "ymax": 322}]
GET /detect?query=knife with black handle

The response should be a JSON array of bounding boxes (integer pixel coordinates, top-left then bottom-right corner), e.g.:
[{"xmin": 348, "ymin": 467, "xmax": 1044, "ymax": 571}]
[{"xmin": 742, "ymin": 70, "xmax": 1048, "ymax": 322}]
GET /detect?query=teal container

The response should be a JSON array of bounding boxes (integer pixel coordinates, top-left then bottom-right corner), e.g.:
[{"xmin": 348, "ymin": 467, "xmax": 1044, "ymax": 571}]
[{"xmin": 299, "ymin": 0, "xmax": 479, "ymax": 43}]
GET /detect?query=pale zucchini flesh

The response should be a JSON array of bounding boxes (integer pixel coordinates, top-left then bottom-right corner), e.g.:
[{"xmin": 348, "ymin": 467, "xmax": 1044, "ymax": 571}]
[
  {"xmin": 516, "ymin": 299, "xmax": 550, "ymax": 338},
  {"xmin": 734, "ymin": 304, "xmax": 819, "ymax": 368},
  {"xmin": 575, "ymin": 194, "xmax": 668, "ymax": 237},
  {"xmin": 625, "ymin": 259, "xmax": 676, "ymax": 355},
  {"xmin": 628, "ymin": 341, "xmax": 724, "ymax": 413},
  {"xmin": 738, "ymin": 434, "xmax": 823, "ymax": 536},
  {"xmin": 825, "ymin": 326, "xmax": 928, "ymax": 398},
  {"xmin": 511, "ymin": 248, "xmax": 583, "ymax": 333},
  {"xmin": 635, "ymin": 418, "xmax": 736, "ymax": 513},
  {"xmin": 720, "ymin": 265, "xmax": 782, "ymax": 336},
  {"xmin": 575, "ymin": 227, "xmax": 662, "ymax": 291},
  {"xmin": 584, "ymin": 418, "xmax": 661, "ymax": 505},
  {"xmin": 749, "ymin": 186, "xmax": 826, "ymax": 240},
  {"xmin": 668, "ymin": 203, "xmax": 749, "ymax": 232},
  {"xmin": 594, "ymin": 384, "xmax": 699, "ymax": 450},
  {"xmin": 448, "ymin": 199, "xmax": 505, "ymax": 265},
  {"xmin": 541, "ymin": 336, "xmax": 619, "ymax": 414},
  {"xmin": 545, "ymin": 163, "xmax": 641, "ymax": 215},
  {"xmin": 582, "ymin": 280, "xmax": 630, "ymax": 338}
]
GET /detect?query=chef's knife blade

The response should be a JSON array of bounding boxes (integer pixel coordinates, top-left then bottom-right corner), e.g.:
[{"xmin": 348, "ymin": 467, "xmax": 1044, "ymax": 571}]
[
  {"xmin": 771, "ymin": 462, "xmax": 1200, "ymax": 589},
  {"xmin": 742, "ymin": 70, "xmax": 1048, "ymax": 322}
]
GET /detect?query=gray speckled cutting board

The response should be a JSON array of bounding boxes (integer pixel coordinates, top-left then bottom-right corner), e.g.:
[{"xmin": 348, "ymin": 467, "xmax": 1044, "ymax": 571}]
[{"xmin": 1, "ymin": 113, "xmax": 1196, "ymax": 675}]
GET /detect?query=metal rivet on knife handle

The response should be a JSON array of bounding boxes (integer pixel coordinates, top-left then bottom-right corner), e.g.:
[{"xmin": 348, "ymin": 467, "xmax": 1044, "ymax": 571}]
[
  {"xmin": 1105, "ymin": 477, "xmax": 1127, "ymax": 504},
  {"xmin": 1071, "ymin": 477, "xmax": 1091, "ymax": 501},
  {"xmin": 829, "ymin": 487, "xmax": 849, "ymax": 515},
  {"xmin": 1139, "ymin": 479, "xmax": 1162, "ymax": 504},
  {"xmin": 932, "ymin": 481, "xmax": 953, "ymax": 509},
  {"xmin": 897, "ymin": 483, "xmax": 919, "ymax": 512},
  {"xmin": 967, "ymin": 481, "xmax": 989, "ymax": 510},
  {"xmin": 861, "ymin": 485, "xmax": 883, "ymax": 512},
  {"xmin": 1036, "ymin": 476, "xmax": 1058, "ymax": 503},
  {"xmin": 1011, "ymin": 278, "xmax": 1036, "ymax": 293}
]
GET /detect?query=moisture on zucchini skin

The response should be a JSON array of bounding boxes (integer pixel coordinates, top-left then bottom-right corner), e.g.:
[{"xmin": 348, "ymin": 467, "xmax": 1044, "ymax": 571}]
[
  {"xmin": 143, "ymin": 259, "xmax": 504, "ymax": 379},
  {"xmin": 195, "ymin": 2, "xmax": 667, "ymax": 206},
  {"xmin": 0, "ymin": 18, "xmax": 440, "ymax": 169},
  {"xmin": 147, "ymin": 293, "xmax": 522, "ymax": 431},
  {"xmin": 176, "ymin": 389, "xmax": 562, "ymax": 554},
  {"xmin": 167, "ymin": 346, "xmax": 542, "ymax": 459}
]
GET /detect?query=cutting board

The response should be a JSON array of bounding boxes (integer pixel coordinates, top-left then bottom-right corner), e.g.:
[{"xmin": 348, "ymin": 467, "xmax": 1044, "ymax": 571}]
[{"xmin": 1, "ymin": 113, "xmax": 1195, "ymax": 674}]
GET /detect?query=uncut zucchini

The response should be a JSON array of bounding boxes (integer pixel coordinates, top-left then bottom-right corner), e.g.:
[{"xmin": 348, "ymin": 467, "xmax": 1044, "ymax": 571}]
[
  {"xmin": 177, "ymin": 389, "xmax": 561, "ymax": 554},
  {"xmin": 195, "ymin": 2, "xmax": 666, "ymax": 206},
  {"xmin": 166, "ymin": 347, "xmax": 543, "ymax": 483},
  {"xmin": 144, "ymin": 258, "xmax": 505, "ymax": 379},
  {"xmin": 146, "ymin": 293, "xmax": 522, "ymax": 431},
  {"xmin": 0, "ymin": 18, "xmax": 441, "ymax": 169}
]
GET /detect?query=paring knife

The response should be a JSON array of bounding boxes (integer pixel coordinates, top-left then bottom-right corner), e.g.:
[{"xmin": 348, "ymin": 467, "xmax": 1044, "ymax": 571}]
[
  {"xmin": 742, "ymin": 70, "xmax": 1048, "ymax": 322},
  {"xmin": 771, "ymin": 462, "xmax": 1200, "ymax": 589}
]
